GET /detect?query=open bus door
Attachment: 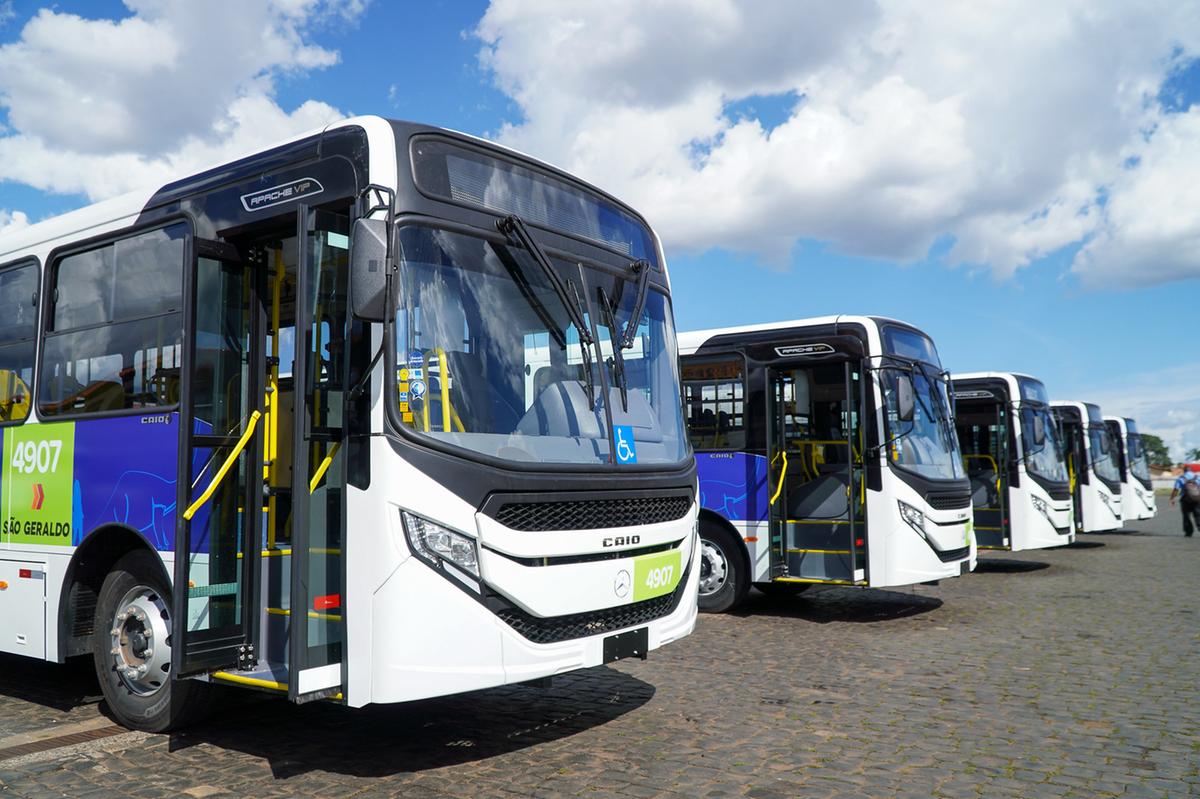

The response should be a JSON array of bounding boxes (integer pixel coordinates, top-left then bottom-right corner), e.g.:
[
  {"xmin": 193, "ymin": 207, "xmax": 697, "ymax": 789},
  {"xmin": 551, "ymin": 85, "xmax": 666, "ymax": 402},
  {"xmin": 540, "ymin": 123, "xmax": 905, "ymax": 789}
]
[
  {"xmin": 287, "ymin": 206, "xmax": 351, "ymax": 702},
  {"xmin": 959, "ymin": 398, "xmax": 1010, "ymax": 549},
  {"xmin": 173, "ymin": 239, "xmax": 263, "ymax": 676},
  {"xmin": 766, "ymin": 358, "xmax": 866, "ymax": 586},
  {"xmin": 172, "ymin": 206, "xmax": 351, "ymax": 703}
]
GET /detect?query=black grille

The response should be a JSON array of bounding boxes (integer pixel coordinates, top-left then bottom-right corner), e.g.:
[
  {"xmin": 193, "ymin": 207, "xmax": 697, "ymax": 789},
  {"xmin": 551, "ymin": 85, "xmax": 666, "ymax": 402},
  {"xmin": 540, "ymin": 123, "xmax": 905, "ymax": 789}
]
[
  {"xmin": 495, "ymin": 573, "xmax": 688, "ymax": 644},
  {"xmin": 492, "ymin": 495, "xmax": 692, "ymax": 531},
  {"xmin": 926, "ymin": 492, "xmax": 972, "ymax": 511},
  {"xmin": 934, "ymin": 544, "xmax": 971, "ymax": 563}
]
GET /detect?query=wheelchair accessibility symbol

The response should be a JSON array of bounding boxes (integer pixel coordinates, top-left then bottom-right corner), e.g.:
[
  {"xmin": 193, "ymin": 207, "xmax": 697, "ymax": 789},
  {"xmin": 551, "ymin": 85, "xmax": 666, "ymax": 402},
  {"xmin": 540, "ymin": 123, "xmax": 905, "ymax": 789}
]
[{"xmin": 614, "ymin": 425, "xmax": 637, "ymax": 464}]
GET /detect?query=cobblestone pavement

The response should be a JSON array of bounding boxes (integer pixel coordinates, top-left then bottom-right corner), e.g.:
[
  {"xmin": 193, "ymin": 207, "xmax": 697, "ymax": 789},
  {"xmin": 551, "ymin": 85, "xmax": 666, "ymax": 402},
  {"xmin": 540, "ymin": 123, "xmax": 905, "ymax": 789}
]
[{"xmin": 2, "ymin": 499, "xmax": 1197, "ymax": 798}]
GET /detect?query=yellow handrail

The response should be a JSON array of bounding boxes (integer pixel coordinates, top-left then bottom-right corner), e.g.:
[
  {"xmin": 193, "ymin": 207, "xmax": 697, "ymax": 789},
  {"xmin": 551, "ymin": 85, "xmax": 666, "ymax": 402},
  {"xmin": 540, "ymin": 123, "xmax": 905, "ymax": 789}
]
[
  {"xmin": 183, "ymin": 411, "xmax": 262, "ymax": 521},
  {"xmin": 309, "ymin": 440, "xmax": 342, "ymax": 493},
  {"xmin": 438, "ymin": 348, "xmax": 452, "ymax": 433},
  {"xmin": 770, "ymin": 451, "xmax": 789, "ymax": 505}
]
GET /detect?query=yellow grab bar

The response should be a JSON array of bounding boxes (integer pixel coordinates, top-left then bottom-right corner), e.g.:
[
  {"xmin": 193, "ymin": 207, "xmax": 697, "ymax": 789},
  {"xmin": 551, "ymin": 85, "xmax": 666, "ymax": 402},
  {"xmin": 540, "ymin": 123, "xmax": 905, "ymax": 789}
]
[
  {"xmin": 183, "ymin": 411, "xmax": 262, "ymax": 521},
  {"xmin": 309, "ymin": 440, "xmax": 343, "ymax": 493},
  {"xmin": 770, "ymin": 451, "xmax": 788, "ymax": 505},
  {"xmin": 438, "ymin": 348, "xmax": 452, "ymax": 432}
]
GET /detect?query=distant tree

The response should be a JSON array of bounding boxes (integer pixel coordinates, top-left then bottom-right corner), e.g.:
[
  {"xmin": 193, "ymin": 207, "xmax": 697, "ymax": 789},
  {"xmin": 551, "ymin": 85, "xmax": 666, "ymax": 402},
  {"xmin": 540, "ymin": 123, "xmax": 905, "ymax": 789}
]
[
  {"xmin": 1141, "ymin": 433, "xmax": 1171, "ymax": 466},
  {"xmin": 1188, "ymin": 447, "xmax": 1200, "ymax": 463}
]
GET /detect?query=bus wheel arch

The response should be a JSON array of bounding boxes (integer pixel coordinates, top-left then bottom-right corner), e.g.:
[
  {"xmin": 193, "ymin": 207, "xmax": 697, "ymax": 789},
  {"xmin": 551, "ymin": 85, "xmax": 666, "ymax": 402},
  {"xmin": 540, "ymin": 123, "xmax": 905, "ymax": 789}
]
[
  {"xmin": 696, "ymin": 511, "xmax": 750, "ymax": 613},
  {"xmin": 58, "ymin": 525, "xmax": 169, "ymax": 662},
  {"xmin": 91, "ymin": 548, "xmax": 208, "ymax": 731}
]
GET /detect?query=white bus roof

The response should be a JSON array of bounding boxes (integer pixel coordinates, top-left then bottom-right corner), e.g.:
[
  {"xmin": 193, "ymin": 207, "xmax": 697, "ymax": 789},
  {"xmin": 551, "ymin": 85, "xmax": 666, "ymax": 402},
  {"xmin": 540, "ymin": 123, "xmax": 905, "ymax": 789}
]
[{"xmin": 678, "ymin": 314, "xmax": 915, "ymax": 356}]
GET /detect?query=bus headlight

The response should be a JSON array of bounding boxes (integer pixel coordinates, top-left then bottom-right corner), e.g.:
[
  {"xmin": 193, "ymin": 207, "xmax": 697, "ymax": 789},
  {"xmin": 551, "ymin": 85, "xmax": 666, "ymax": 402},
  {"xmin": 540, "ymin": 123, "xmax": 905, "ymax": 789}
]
[
  {"xmin": 402, "ymin": 511, "xmax": 480, "ymax": 578},
  {"xmin": 897, "ymin": 500, "xmax": 927, "ymax": 539}
]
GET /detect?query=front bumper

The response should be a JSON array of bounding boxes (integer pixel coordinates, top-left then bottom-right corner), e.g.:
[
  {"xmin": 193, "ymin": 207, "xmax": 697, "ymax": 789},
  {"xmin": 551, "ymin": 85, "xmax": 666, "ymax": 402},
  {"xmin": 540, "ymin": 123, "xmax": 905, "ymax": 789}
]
[{"xmin": 368, "ymin": 517, "xmax": 700, "ymax": 705}]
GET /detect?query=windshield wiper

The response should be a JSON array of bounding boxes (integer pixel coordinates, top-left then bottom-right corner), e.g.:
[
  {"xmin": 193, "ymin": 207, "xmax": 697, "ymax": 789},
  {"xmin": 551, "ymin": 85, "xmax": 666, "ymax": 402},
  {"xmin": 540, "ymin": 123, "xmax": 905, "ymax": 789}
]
[
  {"xmin": 497, "ymin": 214, "xmax": 597, "ymax": 406},
  {"xmin": 620, "ymin": 259, "xmax": 651, "ymax": 349},
  {"xmin": 597, "ymin": 287, "xmax": 628, "ymax": 412}
]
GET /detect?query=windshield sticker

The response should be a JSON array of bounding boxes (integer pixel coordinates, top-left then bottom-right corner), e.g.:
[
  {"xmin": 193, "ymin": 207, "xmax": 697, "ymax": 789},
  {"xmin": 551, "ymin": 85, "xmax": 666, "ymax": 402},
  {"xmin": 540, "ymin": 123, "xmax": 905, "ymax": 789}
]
[
  {"xmin": 409, "ymin": 350, "xmax": 424, "ymax": 367},
  {"xmin": 239, "ymin": 178, "xmax": 324, "ymax": 213},
  {"xmin": 409, "ymin": 367, "xmax": 424, "ymax": 380},
  {"xmin": 775, "ymin": 343, "xmax": 834, "ymax": 357},
  {"xmin": 956, "ymin": 390, "xmax": 996, "ymax": 400},
  {"xmin": 410, "ymin": 380, "xmax": 427, "ymax": 399},
  {"xmin": 614, "ymin": 425, "xmax": 638, "ymax": 464}
]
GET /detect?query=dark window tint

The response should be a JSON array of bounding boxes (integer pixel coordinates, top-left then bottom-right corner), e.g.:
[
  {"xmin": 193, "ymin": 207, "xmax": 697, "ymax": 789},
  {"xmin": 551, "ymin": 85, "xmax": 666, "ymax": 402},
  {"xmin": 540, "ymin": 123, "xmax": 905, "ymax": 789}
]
[
  {"xmin": 682, "ymin": 357, "xmax": 746, "ymax": 451},
  {"xmin": 412, "ymin": 138, "xmax": 658, "ymax": 266},
  {"xmin": 114, "ymin": 228, "xmax": 185, "ymax": 319},
  {"xmin": 40, "ymin": 224, "xmax": 186, "ymax": 417},
  {"xmin": 40, "ymin": 318, "xmax": 183, "ymax": 415},
  {"xmin": 0, "ymin": 261, "xmax": 39, "ymax": 423},
  {"xmin": 55, "ymin": 247, "xmax": 113, "ymax": 329},
  {"xmin": 881, "ymin": 325, "xmax": 941, "ymax": 367},
  {"xmin": 53, "ymin": 224, "xmax": 184, "ymax": 330}
]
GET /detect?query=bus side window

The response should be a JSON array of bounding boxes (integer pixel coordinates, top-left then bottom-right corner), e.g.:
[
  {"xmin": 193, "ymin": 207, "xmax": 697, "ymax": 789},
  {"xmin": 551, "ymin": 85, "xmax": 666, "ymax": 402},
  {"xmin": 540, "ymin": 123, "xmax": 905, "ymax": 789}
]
[
  {"xmin": 39, "ymin": 224, "xmax": 187, "ymax": 417},
  {"xmin": 0, "ymin": 260, "xmax": 39, "ymax": 423},
  {"xmin": 681, "ymin": 358, "xmax": 745, "ymax": 451}
]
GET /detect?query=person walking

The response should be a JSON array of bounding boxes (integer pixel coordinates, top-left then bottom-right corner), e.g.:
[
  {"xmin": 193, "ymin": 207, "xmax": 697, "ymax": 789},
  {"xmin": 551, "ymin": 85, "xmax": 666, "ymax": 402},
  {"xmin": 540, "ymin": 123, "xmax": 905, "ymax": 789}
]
[{"xmin": 1169, "ymin": 463, "xmax": 1200, "ymax": 537}]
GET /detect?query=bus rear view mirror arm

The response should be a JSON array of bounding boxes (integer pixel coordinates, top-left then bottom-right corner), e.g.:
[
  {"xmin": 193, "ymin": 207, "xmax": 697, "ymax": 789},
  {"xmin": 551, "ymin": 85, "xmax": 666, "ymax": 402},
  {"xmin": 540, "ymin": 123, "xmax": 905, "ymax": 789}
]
[{"xmin": 351, "ymin": 217, "xmax": 390, "ymax": 322}]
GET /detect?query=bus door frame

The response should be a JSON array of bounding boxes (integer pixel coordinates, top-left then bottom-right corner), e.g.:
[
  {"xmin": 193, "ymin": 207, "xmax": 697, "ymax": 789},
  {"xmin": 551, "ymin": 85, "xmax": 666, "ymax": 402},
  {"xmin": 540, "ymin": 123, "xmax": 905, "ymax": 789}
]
[
  {"xmin": 751, "ymin": 334, "xmax": 865, "ymax": 582},
  {"xmin": 172, "ymin": 237, "xmax": 265, "ymax": 677}
]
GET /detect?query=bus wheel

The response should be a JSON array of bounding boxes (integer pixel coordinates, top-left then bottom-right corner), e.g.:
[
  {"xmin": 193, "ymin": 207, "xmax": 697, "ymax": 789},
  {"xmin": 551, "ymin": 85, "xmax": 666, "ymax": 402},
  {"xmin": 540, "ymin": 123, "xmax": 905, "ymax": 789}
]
[
  {"xmin": 756, "ymin": 582, "xmax": 812, "ymax": 599},
  {"xmin": 92, "ymin": 550, "xmax": 208, "ymax": 732},
  {"xmin": 698, "ymin": 522, "xmax": 748, "ymax": 613}
]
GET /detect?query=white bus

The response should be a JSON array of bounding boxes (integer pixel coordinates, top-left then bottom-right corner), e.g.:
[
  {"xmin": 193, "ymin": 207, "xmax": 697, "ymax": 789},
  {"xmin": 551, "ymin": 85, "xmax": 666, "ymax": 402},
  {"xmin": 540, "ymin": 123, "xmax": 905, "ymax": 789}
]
[
  {"xmin": 0, "ymin": 117, "xmax": 699, "ymax": 731},
  {"xmin": 952, "ymin": 373, "xmax": 1075, "ymax": 551},
  {"xmin": 1050, "ymin": 401, "xmax": 1123, "ymax": 533},
  {"xmin": 679, "ymin": 316, "xmax": 976, "ymax": 612},
  {"xmin": 1105, "ymin": 416, "xmax": 1157, "ymax": 521}
]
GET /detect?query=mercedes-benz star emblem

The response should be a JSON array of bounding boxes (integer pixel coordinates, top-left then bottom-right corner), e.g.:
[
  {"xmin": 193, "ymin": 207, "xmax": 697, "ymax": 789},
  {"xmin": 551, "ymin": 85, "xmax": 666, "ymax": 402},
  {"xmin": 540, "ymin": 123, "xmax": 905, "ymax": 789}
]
[{"xmin": 614, "ymin": 569, "xmax": 631, "ymax": 598}]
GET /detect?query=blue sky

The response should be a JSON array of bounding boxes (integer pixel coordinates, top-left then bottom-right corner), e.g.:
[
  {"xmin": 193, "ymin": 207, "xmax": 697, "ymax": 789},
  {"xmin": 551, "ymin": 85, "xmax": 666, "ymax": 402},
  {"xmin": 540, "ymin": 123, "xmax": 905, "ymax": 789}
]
[{"xmin": 1, "ymin": 1, "xmax": 1198, "ymax": 457}]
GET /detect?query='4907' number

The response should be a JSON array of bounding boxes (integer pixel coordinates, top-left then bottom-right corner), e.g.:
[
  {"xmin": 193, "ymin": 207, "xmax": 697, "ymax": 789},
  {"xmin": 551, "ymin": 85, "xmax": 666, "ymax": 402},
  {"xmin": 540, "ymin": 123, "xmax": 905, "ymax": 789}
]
[
  {"xmin": 12, "ymin": 440, "xmax": 63, "ymax": 474},
  {"xmin": 643, "ymin": 564, "xmax": 674, "ymax": 590}
]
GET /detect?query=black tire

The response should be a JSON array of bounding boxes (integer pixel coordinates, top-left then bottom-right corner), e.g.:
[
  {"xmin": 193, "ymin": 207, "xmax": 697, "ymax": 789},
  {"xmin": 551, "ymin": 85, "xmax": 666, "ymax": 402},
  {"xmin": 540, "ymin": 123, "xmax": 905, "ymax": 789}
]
[
  {"xmin": 92, "ymin": 550, "xmax": 209, "ymax": 732},
  {"xmin": 755, "ymin": 582, "xmax": 812, "ymax": 599},
  {"xmin": 697, "ymin": 521, "xmax": 749, "ymax": 613}
]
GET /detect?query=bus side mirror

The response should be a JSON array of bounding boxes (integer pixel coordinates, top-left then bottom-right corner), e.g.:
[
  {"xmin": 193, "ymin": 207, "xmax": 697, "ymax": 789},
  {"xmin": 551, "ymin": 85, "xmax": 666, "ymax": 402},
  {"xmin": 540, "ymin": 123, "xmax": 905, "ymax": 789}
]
[
  {"xmin": 1033, "ymin": 414, "xmax": 1046, "ymax": 446},
  {"xmin": 897, "ymin": 374, "xmax": 915, "ymax": 422},
  {"xmin": 350, "ymin": 218, "xmax": 390, "ymax": 322}
]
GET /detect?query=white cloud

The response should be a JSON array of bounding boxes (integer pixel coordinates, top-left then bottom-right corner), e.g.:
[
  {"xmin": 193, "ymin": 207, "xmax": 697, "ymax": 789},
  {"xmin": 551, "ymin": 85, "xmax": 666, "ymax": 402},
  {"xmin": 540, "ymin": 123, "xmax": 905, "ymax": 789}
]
[
  {"xmin": 0, "ymin": 208, "xmax": 28, "ymax": 236},
  {"xmin": 0, "ymin": 0, "xmax": 365, "ymax": 201},
  {"xmin": 475, "ymin": 1, "xmax": 1200, "ymax": 284},
  {"xmin": 0, "ymin": 2, "xmax": 15, "ymax": 27},
  {"xmin": 1071, "ymin": 107, "xmax": 1200, "ymax": 288},
  {"xmin": 1075, "ymin": 363, "xmax": 1200, "ymax": 462}
]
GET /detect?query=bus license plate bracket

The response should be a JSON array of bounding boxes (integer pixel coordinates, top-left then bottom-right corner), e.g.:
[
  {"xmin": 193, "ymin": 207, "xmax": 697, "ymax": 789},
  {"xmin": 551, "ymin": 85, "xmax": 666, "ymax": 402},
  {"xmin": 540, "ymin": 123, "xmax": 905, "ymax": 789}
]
[{"xmin": 603, "ymin": 627, "xmax": 648, "ymax": 664}]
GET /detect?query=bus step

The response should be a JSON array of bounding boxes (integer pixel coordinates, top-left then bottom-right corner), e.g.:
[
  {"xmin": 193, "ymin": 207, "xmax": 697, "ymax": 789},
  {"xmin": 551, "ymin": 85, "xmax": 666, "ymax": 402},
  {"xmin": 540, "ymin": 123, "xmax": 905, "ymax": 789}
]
[
  {"xmin": 211, "ymin": 661, "xmax": 289, "ymax": 693},
  {"xmin": 785, "ymin": 549, "xmax": 855, "ymax": 583}
]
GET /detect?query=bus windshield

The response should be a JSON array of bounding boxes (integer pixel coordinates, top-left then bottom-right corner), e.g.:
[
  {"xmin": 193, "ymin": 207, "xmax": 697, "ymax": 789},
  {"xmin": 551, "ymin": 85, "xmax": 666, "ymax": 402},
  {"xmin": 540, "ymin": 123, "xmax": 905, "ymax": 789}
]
[
  {"xmin": 1088, "ymin": 424, "xmax": 1121, "ymax": 483},
  {"xmin": 1127, "ymin": 434, "xmax": 1152, "ymax": 482},
  {"xmin": 881, "ymin": 364, "xmax": 965, "ymax": 481},
  {"xmin": 392, "ymin": 225, "xmax": 687, "ymax": 466},
  {"xmin": 1021, "ymin": 404, "xmax": 1069, "ymax": 483}
]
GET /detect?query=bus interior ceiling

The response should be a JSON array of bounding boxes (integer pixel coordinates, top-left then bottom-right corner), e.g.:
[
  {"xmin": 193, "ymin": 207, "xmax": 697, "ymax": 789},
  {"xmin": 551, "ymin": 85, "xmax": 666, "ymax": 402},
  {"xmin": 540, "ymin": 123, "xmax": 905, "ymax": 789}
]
[
  {"xmin": 772, "ymin": 361, "xmax": 865, "ymax": 584},
  {"xmin": 954, "ymin": 401, "xmax": 1008, "ymax": 549}
]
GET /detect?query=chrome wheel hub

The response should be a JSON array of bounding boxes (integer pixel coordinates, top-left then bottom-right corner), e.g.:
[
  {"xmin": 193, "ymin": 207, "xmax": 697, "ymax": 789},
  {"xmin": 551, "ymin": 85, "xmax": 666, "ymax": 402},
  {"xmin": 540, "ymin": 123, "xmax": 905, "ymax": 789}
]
[
  {"xmin": 110, "ymin": 586, "xmax": 172, "ymax": 696},
  {"xmin": 698, "ymin": 538, "xmax": 728, "ymax": 596}
]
